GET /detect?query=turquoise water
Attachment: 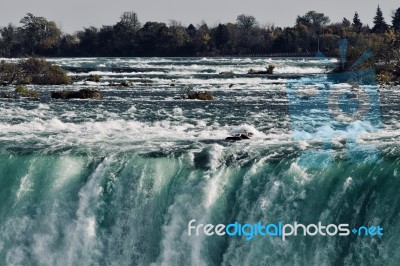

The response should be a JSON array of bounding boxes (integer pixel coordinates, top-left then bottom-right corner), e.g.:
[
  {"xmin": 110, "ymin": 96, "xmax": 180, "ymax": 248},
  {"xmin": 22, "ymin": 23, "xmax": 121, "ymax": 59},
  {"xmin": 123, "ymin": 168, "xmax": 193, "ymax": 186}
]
[{"xmin": 0, "ymin": 58, "xmax": 399, "ymax": 265}]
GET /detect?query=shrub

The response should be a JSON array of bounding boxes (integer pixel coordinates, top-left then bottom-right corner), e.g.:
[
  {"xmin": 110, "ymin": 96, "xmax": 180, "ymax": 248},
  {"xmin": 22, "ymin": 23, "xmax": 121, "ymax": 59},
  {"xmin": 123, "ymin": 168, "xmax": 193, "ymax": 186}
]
[
  {"xmin": 15, "ymin": 85, "xmax": 38, "ymax": 98},
  {"xmin": 0, "ymin": 61, "xmax": 29, "ymax": 85},
  {"xmin": 20, "ymin": 58, "xmax": 72, "ymax": 85},
  {"xmin": 0, "ymin": 58, "xmax": 71, "ymax": 85},
  {"xmin": 377, "ymin": 71, "xmax": 395, "ymax": 84}
]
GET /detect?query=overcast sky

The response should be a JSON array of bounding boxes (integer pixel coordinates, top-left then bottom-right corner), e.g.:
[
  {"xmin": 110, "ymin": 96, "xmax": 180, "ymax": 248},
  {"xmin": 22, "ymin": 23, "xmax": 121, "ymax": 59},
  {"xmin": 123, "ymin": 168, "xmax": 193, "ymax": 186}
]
[{"xmin": 0, "ymin": 0, "xmax": 398, "ymax": 33}]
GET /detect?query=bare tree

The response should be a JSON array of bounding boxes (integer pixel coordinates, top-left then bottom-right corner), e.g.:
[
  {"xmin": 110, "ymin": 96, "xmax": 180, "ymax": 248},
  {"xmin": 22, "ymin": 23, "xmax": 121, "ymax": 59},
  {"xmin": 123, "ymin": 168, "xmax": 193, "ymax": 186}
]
[
  {"xmin": 169, "ymin": 20, "xmax": 183, "ymax": 28},
  {"xmin": 120, "ymin": 11, "xmax": 141, "ymax": 31}
]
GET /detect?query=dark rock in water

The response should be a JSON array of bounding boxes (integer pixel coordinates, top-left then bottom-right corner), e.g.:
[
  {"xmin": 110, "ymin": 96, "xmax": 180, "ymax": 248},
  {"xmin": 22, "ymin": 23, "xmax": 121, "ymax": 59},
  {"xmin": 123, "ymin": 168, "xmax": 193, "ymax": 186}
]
[
  {"xmin": 248, "ymin": 69, "xmax": 268, "ymax": 75},
  {"xmin": 1, "ymin": 91, "xmax": 13, "ymax": 98},
  {"xmin": 182, "ymin": 88, "xmax": 213, "ymax": 100},
  {"xmin": 248, "ymin": 64, "xmax": 275, "ymax": 75},
  {"xmin": 110, "ymin": 80, "xmax": 133, "ymax": 87},
  {"xmin": 70, "ymin": 76, "xmax": 86, "ymax": 83},
  {"xmin": 51, "ymin": 88, "xmax": 102, "ymax": 100},
  {"xmin": 225, "ymin": 131, "xmax": 253, "ymax": 141},
  {"xmin": 187, "ymin": 91, "xmax": 213, "ymax": 100},
  {"xmin": 229, "ymin": 84, "xmax": 234, "ymax": 88},
  {"xmin": 140, "ymin": 79, "xmax": 153, "ymax": 85},
  {"xmin": 86, "ymin": 74, "xmax": 100, "ymax": 82},
  {"xmin": 266, "ymin": 73, "xmax": 321, "ymax": 79},
  {"xmin": 266, "ymin": 65, "xmax": 275, "ymax": 74},
  {"xmin": 121, "ymin": 80, "xmax": 133, "ymax": 87},
  {"xmin": 220, "ymin": 71, "xmax": 234, "ymax": 75}
]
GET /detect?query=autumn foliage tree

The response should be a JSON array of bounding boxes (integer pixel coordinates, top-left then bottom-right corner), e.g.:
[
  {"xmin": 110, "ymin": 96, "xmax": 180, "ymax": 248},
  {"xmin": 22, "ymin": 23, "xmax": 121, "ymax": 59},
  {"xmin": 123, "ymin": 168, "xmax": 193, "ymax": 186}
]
[{"xmin": 19, "ymin": 13, "xmax": 61, "ymax": 55}]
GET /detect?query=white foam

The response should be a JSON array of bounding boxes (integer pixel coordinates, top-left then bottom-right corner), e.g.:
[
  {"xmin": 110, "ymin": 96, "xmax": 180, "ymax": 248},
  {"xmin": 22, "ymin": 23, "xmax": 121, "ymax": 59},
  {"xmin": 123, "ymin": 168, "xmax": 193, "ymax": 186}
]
[
  {"xmin": 16, "ymin": 172, "xmax": 33, "ymax": 200},
  {"xmin": 52, "ymin": 157, "xmax": 84, "ymax": 190},
  {"xmin": 343, "ymin": 176, "xmax": 353, "ymax": 191}
]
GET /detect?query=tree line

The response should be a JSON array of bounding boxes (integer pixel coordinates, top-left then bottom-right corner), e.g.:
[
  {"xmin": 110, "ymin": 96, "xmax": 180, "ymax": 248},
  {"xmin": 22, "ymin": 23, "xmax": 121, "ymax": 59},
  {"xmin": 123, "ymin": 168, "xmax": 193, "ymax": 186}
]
[{"xmin": 0, "ymin": 6, "xmax": 399, "ymax": 57}]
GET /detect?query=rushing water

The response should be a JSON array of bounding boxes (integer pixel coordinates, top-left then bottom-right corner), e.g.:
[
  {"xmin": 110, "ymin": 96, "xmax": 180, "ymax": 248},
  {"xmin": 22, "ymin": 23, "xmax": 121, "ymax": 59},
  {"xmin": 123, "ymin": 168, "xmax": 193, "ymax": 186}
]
[{"xmin": 0, "ymin": 57, "xmax": 400, "ymax": 266}]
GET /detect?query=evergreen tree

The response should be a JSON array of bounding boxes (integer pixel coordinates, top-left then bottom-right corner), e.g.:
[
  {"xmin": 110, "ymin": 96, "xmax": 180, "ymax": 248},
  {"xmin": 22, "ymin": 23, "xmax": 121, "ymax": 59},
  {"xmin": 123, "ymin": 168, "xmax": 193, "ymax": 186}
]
[
  {"xmin": 352, "ymin": 12, "xmax": 362, "ymax": 32},
  {"xmin": 372, "ymin": 5, "xmax": 389, "ymax": 33},
  {"xmin": 342, "ymin": 18, "xmax": 351, "ymax": 27},
  {"xmin": 186, "ymin": 24, "xmax": 197, "ymax": 38},
  {"xmin": 214, "ymin": 24, "xmax": 230, "ymax": 51},
  {"xmin": 393, "ymin": 7, "xmax": 400, "ymax": 31}
]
